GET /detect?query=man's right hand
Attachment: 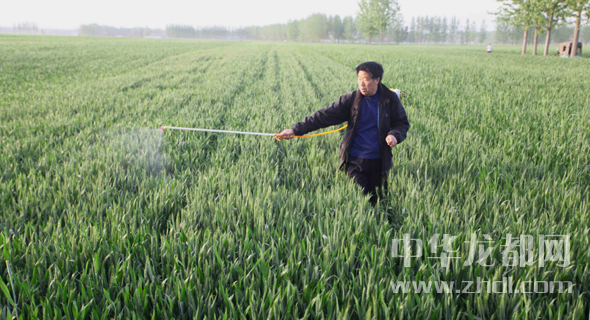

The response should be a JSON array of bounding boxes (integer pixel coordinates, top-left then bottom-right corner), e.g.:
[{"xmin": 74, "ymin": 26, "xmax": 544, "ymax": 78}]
[{"xmin": 278, "ymin": 129, "xmax": 295, "ymax": 140}]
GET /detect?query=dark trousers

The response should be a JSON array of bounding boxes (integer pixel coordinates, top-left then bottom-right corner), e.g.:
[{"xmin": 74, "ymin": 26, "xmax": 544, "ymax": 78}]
[{"xmin": 345, "ymin": 156, "xmax": 388, "ymax": 204}]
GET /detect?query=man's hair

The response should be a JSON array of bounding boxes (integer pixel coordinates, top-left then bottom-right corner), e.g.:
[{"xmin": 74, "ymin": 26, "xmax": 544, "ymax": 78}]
[{"xmin": 355, "ymin": 61, "xmax": 384, "ymax": 83}]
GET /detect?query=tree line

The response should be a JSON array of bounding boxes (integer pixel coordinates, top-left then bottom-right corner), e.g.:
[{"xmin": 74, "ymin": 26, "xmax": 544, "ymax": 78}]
[
  {"xmin": 494, "ymin": 0, "xmax": 590, "ymax": 56},
  {"xmin": 12, "ymin": 22, "xmax": 39, "ymax": 34},
  {"xmin": 495, "ymin": 21, "xmax": 590, "ymax": 44},
  {"xmin": 76, "ymin": 0, "xmax": 489, "ymax": 44},
  {"xmin": 77, "ymin": 17, "xmax": 590, "ymax": 46},
  {"xmin": 79, "ymin": 24, "xmax": 162, "ymax": 38},
  {"xmin": 73, "ymin": 0, "xmax": 590, "ymax": 48},
  {"xmin": 77, "ymin": 14, "xmax": 494, "ymax": 45}
]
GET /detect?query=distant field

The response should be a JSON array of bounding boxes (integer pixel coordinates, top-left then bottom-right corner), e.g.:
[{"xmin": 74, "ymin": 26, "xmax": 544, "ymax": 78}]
[{"xmin": 1, "ymin": 35, "xmax": 589, "ymax": 319}]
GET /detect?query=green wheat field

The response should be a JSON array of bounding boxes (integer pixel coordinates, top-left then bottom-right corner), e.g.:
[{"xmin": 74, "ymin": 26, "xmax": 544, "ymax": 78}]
[{"xmin": 1, "ymin": 35, "xmax": 589, "ymax": 319}]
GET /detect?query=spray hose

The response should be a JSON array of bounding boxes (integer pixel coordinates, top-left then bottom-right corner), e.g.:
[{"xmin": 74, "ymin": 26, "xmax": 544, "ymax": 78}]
[
  {"xmin": 160, "ymin": 125, "xmax": 348, "ymax": 141},
  {"xmin": 161, "ymin": 89, "xmax": 405, "ymax": 141},
  {"xmin": 274, "ymin": 125, "xmax": 348, "ymax": 141}
]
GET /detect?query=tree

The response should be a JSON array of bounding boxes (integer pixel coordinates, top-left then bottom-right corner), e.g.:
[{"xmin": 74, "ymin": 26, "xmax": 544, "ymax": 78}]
[
  {"xmin": 470, "ymin": 20, "xmax": 478, "ymax": 43},
  {"xmin": 495, "ymin": 0, "xmax": 536, "ymax": 54},
  {"xmin": 434, "ymin": 16, "xmax": 444, "ymax": 43},
  {"xmin": 402, "ymin": 26, "xmax": 409, "ymax": 43},
  {"xmin": 417, "ymin": 16, "xmax": 425, "ymax": 43},
  {"xmin": 374, "ymin": 0, "xmax": 401, "ymax": 45},
  {"xmin": 538, "ymin": 0, "xmax": 568, "ymax": 56},
  {"xmin": 450, "ymin": 16, "xmax": 459, "ymax": 43},
  {"xmin": 566, "ymin": 0, "xmax": 590, "ymax": 57},
  {"xmin": 532, "ymin": 20, "xmax": 543, "ymax": 54},
  {"xmin": 427, "ymin": 16, "xmax": 438, "ymax": 43},
  {"xmin": 166, "ymin": 25, "xmax": 197, "ymax": 38},
  {"xmin": 495, "ymin": 19, "xmax": 513, "ymax": 43},
  {"xmin": 327, "ymin": 16, "xmax": 334, "ymax": 42},
  {"xmin": 409, "ymin": 17, "xmax": 416, "ymax": 43},
  {"xmin": 286, "ymin": 20, "xmax": 299, "ymax": 41},
  {"xmin": 332, "ymin": 15, "xmax": 345, "ymax": 42},
  {"xmin": 357, "ymin": 0, "xmax": 378, "ymax": 44},
  {"xmin": 343, "ymin": 16, "xmax": 357, "ymax": 42},
  {"xmin": 463, "ymin": 19, "xmax": 471, "ymax": 44},
  {"xmin": 300, "ymin": 13, "xmax": 328, "ymax": 42},
  {"xmin": 389, "ymin": 15, "xmax": 405, "ymax": 44},
  {"xmin": 441, "ymin": 17, "xmax": 449, "ymax": 43},
  {"xmin": 479, "ymin": 19, "xmax": 488, "ymax": 43},
  {"xmin": 527, "ymin": 1, "xmax": 548, "ymax": 55},
  {"xmin": 357, "ymin": 0, "xmax": 400, "ymax": 45},
  {"xmin": 14, "ymin": 22, "xmax": 39, "ymax": 34},
  {"xmin": 581, "ymin": 25, "xmax": 590, "ymax": 43}
]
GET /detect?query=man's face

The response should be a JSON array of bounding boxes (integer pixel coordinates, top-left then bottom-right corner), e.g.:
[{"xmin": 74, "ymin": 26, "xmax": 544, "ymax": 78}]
[{"xmin": 357, "ymin": 70, "xmax": 380, "ymax": 97}]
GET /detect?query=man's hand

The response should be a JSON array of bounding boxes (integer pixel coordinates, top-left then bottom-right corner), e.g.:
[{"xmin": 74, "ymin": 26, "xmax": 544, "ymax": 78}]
[
  {"xmin": 386, "ymin": 134, "xmax": 398, "ymax": 148},
  {"xmin": 278, "ymin": 129, "xmax": 295, "ymax": 140}
]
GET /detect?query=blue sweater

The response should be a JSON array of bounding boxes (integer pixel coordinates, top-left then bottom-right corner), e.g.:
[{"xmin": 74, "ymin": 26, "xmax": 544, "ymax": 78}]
[{"xmin": 349, "ymin": 92, "xmax": 380, "ymax": 159}]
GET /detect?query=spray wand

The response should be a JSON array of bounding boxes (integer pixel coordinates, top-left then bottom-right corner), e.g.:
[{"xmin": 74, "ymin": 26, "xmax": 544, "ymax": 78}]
[{"xmin": 160, "ymin": 125, "xmax": 347, "ymax": 141}]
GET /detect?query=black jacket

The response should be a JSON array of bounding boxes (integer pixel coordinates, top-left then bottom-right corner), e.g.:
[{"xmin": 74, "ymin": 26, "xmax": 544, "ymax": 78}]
[{"xmin": 292, "ymin": 82, "xmax": 410, "ymax": 172}]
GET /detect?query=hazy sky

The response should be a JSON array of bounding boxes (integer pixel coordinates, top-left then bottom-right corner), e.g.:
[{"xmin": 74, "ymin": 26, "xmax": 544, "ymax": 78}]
[{"xmin": 2, "ymin": 0, "xmax": 501, "ymax": 30}]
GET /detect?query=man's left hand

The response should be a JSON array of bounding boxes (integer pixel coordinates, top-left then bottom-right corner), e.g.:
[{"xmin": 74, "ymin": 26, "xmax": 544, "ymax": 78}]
[{"xmin": 386, "ymin": 135, "xmax": 397, "ymax": 148}]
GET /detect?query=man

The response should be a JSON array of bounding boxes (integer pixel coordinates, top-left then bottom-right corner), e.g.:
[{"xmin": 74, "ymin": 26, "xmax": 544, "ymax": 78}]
[
  {"xmin": 279, "ymin": 61, "xmax": 410, "ymax": 204},
  {"xmin": 487, "ymin": 43, "xmax": 493, "ymax": 53}
]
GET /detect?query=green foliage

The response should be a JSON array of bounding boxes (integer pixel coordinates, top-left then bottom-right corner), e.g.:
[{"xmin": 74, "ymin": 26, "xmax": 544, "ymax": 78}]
[
  {"xmin": 356, "ymin": 0, "xmax": 401, "ymax": 44},
  {"xmin": 12, "ymin": 22, "xmax": 39, "ymax": 34},
  {"xmin": 343, "ymin": 16, "xmax": 357, "ymax": 42},
  {"xmin": 461, "ymin": 19, "xmax": 478, "ymax": 44},
  {"xmin": 389, "ymin": 17, "xmax": 407, "ymax": 44},
  {"xmin": 79, "ymin": 24, "xmax": 154, "ymax": 38},
  {"xmin": 238, "ymin": 13, "xmax": 330, "ymax": 42},
  {"xmin": 165, "ymin": 25, "xmax": 198, "ymax": 38},
  {"xmin": 581, "ymin": 25, "xmax": 590, "ymax": 41},
  {"xmin": 330, "ymin": 15, "xmax": 345, "ymax": 42},
  {"xmin": 494, "ymin": 0, "xmax": 590, "ymax": 54},
  {"xmin": 479, "ymin": 20, "xmax": 489, "ymax": 43},
  {"xmin": 299, "ymin": 13, "xmax": 329, "ymax": 42},
  {"xmin": 495, "ymin": 19, "xmax": 530, "ymax": 44},
  {"xmin": 409, "ymin": 16, "xmax": 475, "ymax": 44},
  {"xmin": 372, "ymin": 0, "xmax": 401, "ymax": 44},
  {"xmin": 357, "ymin": 0, "xmax": 378, "ymax": 43},
  {"xmin": 534, "ymin": 0, "xmax": 568, "ymax": 30},
  {"xmin": 0, "ymin": 35, "xmax": 589, "ymax": 319},
  {"xmin": 286, "ymin": 20, "xmax": 299, "ymax": 41},
  {"xmin": 495, "ymin": 0, "xmax": 537, "ymax": 29}
]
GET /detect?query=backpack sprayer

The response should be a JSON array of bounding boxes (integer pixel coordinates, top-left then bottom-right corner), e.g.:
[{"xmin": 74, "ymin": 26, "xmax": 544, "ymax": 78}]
[{"xmin": 161, "ymin": 89, "xmax": 407, "ymax": 140}]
